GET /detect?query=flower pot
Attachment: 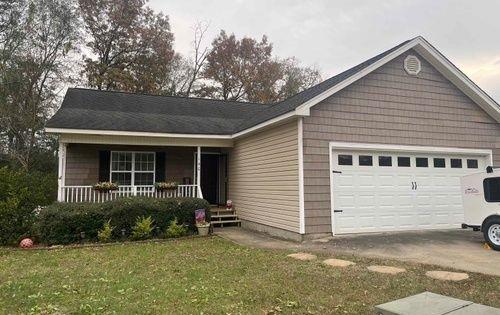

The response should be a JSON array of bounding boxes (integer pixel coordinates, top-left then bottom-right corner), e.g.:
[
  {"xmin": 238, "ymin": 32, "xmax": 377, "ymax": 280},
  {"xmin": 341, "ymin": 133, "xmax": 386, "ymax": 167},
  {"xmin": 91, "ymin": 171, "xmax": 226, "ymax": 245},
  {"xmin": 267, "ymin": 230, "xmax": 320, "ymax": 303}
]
[{"xmin": 197, "ymin": 225, "xmax": 210, "ymax": 236}]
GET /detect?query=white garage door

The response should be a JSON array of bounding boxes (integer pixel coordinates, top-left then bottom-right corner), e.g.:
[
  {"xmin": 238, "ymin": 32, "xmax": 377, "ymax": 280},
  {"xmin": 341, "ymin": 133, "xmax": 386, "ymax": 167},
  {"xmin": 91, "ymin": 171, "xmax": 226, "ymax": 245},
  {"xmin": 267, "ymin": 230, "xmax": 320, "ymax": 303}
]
[{"xmin": 331, "ymin": 147, "xmax": 489, "ymax": 234}]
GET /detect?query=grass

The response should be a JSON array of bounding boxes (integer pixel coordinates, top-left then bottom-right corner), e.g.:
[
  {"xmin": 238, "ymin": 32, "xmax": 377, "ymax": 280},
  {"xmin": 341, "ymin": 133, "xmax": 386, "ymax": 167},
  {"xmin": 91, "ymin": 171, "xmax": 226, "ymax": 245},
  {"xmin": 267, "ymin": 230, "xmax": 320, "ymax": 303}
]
[{"xmin": 0, "ymin": 237, "xmax": 498, "ymax": 314}]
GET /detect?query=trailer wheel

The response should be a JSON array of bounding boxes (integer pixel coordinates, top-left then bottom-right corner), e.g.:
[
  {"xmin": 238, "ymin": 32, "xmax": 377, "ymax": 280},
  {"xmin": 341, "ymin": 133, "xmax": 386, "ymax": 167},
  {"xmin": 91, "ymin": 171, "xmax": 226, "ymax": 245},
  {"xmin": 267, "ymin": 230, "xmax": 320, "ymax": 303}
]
[{"xmin": 483, "ymin": 217, "xmax": 500, "ymax": 251}]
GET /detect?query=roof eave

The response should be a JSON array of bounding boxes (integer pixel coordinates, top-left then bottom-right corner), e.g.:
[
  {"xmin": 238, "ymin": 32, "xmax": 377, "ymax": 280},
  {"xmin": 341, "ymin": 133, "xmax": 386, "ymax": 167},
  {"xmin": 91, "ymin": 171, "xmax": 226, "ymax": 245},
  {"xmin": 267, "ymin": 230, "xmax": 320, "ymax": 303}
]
[{"xmin": 45, "ymin": 127, "xmax": 233, "ymax": 139}]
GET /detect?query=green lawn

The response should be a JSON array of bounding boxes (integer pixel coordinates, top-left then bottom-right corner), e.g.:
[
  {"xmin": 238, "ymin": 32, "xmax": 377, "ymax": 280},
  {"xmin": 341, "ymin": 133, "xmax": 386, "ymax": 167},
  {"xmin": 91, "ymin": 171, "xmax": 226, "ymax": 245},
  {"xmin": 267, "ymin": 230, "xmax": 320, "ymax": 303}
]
[{"xmin": 0, "ymin": 237, "xmax": 498, "ymax": 314}]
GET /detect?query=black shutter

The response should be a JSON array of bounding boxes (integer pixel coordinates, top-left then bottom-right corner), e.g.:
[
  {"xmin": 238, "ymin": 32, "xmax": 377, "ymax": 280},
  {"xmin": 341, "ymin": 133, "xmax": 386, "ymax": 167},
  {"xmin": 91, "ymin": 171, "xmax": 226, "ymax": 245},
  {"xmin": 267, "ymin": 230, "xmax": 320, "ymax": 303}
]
[
  {"xmin": 98, "ymin": 151, "xmax": 111, "ymax": 182},
  {"xmin": 155, "ymin": 152, "xmax": 166, "ymax": 182}
]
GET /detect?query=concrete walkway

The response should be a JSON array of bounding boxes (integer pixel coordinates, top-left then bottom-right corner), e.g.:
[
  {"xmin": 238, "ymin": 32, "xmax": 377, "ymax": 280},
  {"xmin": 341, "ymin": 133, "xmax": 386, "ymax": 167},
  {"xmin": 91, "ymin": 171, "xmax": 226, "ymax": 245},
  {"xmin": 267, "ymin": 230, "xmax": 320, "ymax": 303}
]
[{"xmin": 215, "ymin": 227, "xmax": 500, "ymax": 276}]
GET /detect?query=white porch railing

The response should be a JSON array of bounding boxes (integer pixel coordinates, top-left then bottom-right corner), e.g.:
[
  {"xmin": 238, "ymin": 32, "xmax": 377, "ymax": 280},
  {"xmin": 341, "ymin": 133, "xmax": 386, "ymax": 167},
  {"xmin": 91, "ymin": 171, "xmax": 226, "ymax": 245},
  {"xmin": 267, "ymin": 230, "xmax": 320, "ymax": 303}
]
[{"xmin": 59, "ymin": 185, "xmax": 201, "ymax": 203}]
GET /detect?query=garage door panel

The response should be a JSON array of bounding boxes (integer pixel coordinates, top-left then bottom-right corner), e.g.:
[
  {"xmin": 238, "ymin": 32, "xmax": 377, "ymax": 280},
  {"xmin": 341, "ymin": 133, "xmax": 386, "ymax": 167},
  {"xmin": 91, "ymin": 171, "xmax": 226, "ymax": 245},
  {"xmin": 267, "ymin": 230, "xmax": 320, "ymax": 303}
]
[{"xmin": 332, "ymin": 148, "xmax": 488, "ymax": 234}]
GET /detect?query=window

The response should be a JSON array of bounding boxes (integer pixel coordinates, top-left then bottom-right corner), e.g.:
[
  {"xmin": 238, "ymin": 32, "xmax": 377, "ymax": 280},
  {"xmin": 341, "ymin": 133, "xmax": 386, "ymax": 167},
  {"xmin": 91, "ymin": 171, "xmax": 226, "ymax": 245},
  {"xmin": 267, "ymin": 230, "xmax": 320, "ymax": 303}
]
[
  {"xmin": 111, "ymin": 151, "xmax": 155, "ymax": 186},
  {"xmin": 451, "ymin": 159, "xmax": 462, "ymax": 168},
  {"xmin": 398, "ymin": 156, "xmax": 411, "ymax": 167},
  {"xmin": 378, "ymin": 156, "xmax": 392, "ymax": 167},
  {"xmin": 416, "ymin": 157, "xmax": 428, "ymax": 167},
  {"xmin": 467, "ymin": 159, "xmax": 478, "ymax": 169},
  {"xmin": 359, "ymin": 155, "xmax": 373, "ymax": 166},
  {"xmin": 433, "ymin": 158, "xmax": 446, "ymax": 168},
  {"xmin": 338, "ymin": 155, "xmax": 352, "ymax": 166},
  {"xmin": 484, "ymin": 177, "xmax": 500, "ymax": 202}
]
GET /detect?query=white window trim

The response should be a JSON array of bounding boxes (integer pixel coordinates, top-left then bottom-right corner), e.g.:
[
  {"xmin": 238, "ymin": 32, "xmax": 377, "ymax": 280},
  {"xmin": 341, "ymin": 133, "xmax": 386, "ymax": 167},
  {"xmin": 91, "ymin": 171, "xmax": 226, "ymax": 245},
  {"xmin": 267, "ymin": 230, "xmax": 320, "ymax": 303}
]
[{"xmin": 110, "ymin": 151, "xmax": 156, "ymax": 186}]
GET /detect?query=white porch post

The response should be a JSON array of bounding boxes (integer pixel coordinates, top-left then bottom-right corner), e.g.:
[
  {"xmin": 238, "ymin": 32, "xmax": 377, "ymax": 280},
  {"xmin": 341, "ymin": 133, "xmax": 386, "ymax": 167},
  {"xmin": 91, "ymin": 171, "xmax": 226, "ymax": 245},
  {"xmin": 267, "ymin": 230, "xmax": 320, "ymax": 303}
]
[
  {"xmin": 57, "ymin": 142, "xmax": 67, "ymax": 202},
  {"xmin": 196, "ymin": 146, "xmax": 202, "ymax": 198}
]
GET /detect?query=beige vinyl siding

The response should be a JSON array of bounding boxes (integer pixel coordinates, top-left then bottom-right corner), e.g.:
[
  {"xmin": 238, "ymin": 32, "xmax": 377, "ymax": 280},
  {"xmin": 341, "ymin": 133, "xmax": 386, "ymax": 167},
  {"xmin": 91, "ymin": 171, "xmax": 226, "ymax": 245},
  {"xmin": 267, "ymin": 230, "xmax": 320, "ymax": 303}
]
[
  {"xmin": 228, "ymin": 120, "xmax": 300, "ymax": 233},
  {"xmin": 65, "ymin": 144, "xmax": 195, "ymax": 186},
  {"xmin": 302, "ymin": 50, "xmax": 500, "ymax": 234}
]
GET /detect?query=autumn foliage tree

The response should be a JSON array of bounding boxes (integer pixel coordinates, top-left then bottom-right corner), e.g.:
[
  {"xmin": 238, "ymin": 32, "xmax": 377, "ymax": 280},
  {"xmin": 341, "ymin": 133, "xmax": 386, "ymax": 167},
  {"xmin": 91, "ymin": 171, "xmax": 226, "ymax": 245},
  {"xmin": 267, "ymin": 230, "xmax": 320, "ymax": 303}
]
[
  {"xmin": 79, "ymin": 0, "xmax": 178, "ymax": 94},
  {"xmin": 199, "ymin": 30, "xmax": 321, "ymax": 103}
]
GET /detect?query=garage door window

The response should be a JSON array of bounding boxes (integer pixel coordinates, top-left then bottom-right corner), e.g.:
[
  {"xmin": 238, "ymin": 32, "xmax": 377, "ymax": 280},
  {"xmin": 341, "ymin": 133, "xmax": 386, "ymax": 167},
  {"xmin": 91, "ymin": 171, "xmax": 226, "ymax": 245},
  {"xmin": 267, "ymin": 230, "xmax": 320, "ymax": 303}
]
[
  {"xmin": 451, "ymin": 159, "xmax": 462, "ymax": 168},
  {"xmin": 433, "ymin": 158, "xmax": 445, "ymax": 168},
  {"xmin": 338, "ymin": 155, "xmax": 352, "ymax": 165},
  {"xmin": 484, "ymin": 177, "xmax": 500, "ymax": 202},
  {"xmin": 359, "ymin": 155, "xmax": 373, "ymax": 166},
  {"xmin": 378, "ymin": 156, "xmax": 392, "ymax": 166},
  {"xmin": 397, "ymin": 156, "xmax": 410, "ymax": 167},
  {"xmin": 416, "ymin": 157, "xmax": 428, "ymax": 167},
  {"xmin": 467, "ymin": 159, "xmax": 478, "ymax": 169}
]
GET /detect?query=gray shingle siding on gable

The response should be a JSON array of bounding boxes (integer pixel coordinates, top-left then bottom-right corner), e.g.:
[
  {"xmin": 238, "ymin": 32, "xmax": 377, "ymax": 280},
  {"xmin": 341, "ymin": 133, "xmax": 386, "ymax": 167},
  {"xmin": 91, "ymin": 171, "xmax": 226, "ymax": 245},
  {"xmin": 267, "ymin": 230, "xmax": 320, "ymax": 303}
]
[{"xmin": 302, "ymin": 50, "xmax": 500, "ymax": 234}]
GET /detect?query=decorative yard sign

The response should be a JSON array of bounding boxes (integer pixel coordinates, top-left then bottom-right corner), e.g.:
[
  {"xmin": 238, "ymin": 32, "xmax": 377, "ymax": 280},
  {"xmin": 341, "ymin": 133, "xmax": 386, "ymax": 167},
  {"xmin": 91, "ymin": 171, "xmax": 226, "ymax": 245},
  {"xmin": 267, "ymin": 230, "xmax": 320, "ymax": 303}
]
[{"xmin": 195, "ymin": 209, "xmax": 206, "ymax": 223}]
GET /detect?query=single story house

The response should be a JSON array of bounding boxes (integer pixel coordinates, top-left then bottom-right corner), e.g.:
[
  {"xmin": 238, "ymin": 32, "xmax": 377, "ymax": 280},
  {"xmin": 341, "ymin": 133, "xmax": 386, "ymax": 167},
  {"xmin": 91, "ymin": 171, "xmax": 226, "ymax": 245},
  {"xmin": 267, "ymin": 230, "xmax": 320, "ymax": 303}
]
[{"xmin": 46, "ymin": 36, "xmax": 500, "ymax": 241}]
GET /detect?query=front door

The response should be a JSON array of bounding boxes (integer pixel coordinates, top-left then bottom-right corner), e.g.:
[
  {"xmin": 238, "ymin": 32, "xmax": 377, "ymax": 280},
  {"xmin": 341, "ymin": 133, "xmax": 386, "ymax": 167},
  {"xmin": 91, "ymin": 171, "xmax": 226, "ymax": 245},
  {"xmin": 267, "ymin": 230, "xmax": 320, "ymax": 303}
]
[{"xmin": 201, "ymin": 154, "xmax": 219, "ymax": 205}]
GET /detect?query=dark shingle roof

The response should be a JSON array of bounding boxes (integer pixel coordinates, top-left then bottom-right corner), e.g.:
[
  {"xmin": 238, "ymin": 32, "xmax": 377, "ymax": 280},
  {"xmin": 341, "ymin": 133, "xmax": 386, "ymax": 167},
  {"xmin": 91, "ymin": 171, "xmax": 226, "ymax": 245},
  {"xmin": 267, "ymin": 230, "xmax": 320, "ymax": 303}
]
[
  {"xmin": 47, "ymin": 89, "xmax": 271, "ymax": 135},
  {"xmin": 47, "ymin": 39, "xmax": 412, "ymax": 135}
]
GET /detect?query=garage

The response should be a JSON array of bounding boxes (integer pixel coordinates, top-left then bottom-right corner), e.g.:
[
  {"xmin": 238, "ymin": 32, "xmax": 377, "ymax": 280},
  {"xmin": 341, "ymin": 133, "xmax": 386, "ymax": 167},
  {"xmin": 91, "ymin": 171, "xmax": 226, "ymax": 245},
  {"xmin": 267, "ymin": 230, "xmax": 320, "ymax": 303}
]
[{"xmin": 330, "ymin": 143, "xmax": 492, "ymax": 234}]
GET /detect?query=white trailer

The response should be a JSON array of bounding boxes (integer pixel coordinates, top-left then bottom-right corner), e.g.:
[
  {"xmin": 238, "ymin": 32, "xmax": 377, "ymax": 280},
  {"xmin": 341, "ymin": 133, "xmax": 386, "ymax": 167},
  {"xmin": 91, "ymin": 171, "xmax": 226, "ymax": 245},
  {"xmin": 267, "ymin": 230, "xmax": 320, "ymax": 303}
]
[{"xmin": 460, "ymin": 166, "xmax": 500, "ymax": 250}]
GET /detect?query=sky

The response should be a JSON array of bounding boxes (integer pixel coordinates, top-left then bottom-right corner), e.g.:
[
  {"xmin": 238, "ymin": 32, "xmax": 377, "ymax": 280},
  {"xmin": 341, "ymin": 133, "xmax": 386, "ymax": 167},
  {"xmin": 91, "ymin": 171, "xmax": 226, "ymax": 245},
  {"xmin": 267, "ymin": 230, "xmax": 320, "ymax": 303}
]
[{"xmin": 148, "ymin": 0, "xmax": 500, "ymax": 102}]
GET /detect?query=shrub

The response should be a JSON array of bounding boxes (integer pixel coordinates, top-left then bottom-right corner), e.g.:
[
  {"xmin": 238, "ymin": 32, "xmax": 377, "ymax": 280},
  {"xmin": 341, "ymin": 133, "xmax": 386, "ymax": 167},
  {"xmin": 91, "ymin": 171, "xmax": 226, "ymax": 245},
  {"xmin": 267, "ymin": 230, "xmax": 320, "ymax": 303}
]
[
  {"xmin": 165, "ymin": 219, "xmax": 188, "ymax": 238},
  {"xmin": 131, "ymin": 216, "xmax": 154, "ymax": 240},
  {"xmin": 0, "ymin": 167, "xmax": 57, "ymax": 245},
  {"xmin": 36, "ymin": 197, "xmax": 210, "ymax": 245},
  {"xmin": 97, "ymin": 220, "xmax": 115, "ymax": 243}
]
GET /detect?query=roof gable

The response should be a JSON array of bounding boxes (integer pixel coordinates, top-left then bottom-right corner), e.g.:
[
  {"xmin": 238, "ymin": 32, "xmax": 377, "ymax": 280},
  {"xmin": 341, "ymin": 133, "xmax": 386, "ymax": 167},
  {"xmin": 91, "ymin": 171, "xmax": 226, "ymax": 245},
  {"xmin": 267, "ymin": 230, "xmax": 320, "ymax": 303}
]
[{"xmin": 293, "ymin": 37, "xmax": 500, "ymax": 123}]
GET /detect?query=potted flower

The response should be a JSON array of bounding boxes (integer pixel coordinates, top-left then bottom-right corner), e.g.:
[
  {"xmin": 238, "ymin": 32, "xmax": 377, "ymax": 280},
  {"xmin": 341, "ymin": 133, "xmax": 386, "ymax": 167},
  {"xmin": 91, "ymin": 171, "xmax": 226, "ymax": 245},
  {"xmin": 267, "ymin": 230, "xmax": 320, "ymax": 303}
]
[
  {"xmin": 195, "ymin": 209, "xmax": 210, "ymax": 236},
  {"xmin": 154, "ymin": 181, "xmax": 179, "ymax": 191},
  {"xmin": 93, "ymin": 181, "xmax": 119, "ymax": 193},
  {"xmin": 196, "ymin": 220, "xmax": 210, "ymax": 236}
]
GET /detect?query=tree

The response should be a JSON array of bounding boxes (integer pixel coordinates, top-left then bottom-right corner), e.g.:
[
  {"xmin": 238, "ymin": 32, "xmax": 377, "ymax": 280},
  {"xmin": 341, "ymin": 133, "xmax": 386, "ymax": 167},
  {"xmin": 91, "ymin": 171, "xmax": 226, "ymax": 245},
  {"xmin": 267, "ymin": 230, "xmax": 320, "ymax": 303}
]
[
  {"xmin": 173, "ymin": 22, "xmax": 210, "ymax": 97},
  {"xmin": 199, "ymin": 30, "xmax": 321, "ymax": 103},
  {"xmin": 0, "ymin": 0, "xmax": 80, "ymax": 170},
  {"xmin": 79, "ymin": 0, "xmax": 177, "ymax": 94},
  {"xmin": 277, "ymin": 57, "xmax": 322, "ymax": 100}
]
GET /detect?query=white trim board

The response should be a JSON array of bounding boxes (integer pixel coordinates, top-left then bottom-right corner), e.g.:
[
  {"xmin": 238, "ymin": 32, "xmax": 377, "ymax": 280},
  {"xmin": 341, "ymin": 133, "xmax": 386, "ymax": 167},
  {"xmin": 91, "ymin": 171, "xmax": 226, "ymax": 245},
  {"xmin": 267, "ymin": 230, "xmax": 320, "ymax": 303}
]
[
  {"xmin": 328, "ymin": 141, "xmax": 493, "ymax": 236},
  {"xmin": 329, "ymin": 142, "xmax": 493, "ymax": 156},
  {"xmin": 297, "ymin": 118, "xmax": 305, "ymax": 234},
  {"xmin": 45, "ymin": 127, "xmax": 232, "ymax": 139}
]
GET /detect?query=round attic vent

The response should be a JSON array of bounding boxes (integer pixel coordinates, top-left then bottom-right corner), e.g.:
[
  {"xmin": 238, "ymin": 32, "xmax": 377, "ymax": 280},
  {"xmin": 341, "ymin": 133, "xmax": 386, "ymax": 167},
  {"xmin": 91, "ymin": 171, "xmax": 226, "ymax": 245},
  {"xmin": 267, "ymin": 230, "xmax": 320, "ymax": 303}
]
[{"xmin": 404, "ymin": 55, "xmax": 421, "ymax": 75}]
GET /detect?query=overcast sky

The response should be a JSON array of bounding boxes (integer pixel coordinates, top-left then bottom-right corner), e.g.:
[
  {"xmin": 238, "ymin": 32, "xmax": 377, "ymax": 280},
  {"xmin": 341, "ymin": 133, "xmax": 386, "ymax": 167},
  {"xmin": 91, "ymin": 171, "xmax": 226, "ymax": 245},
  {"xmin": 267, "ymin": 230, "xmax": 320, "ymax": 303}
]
[{"xmin": 149, "ymin": 0, "xmax": 500, "ymax": 102}]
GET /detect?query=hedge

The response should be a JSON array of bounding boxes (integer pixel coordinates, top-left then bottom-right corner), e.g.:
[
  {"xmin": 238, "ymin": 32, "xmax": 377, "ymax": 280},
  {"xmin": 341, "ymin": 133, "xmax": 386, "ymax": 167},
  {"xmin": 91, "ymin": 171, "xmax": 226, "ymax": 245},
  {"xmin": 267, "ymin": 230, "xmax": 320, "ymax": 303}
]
[
  {"xmin": 0, "ymin": 167, "xmax": 57, "ymax": 245},
  {"xmin": 35, "ymin": 197, "xmax": 210, "ymax": 245}
]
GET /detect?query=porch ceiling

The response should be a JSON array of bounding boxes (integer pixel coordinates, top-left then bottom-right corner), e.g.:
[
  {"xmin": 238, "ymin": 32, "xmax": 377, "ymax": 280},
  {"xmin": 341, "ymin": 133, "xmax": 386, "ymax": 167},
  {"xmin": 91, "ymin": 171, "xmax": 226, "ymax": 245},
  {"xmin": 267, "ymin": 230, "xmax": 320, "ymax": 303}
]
[{"xmin": 58, "ymin": 132, "xmax": 233, "ymax": 147}]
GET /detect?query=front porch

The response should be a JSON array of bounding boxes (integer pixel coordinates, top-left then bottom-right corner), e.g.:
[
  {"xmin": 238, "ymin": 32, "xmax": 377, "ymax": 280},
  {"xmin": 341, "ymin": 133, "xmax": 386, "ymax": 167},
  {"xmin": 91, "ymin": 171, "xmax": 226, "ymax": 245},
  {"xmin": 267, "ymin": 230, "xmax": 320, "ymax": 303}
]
[
  {"xmin": 60, "ymin": 184, "xmax": 201, "ymax": 203},
  {"xmin": 57, "ymin": 143, "xmax": 228, "ymax": 204}
]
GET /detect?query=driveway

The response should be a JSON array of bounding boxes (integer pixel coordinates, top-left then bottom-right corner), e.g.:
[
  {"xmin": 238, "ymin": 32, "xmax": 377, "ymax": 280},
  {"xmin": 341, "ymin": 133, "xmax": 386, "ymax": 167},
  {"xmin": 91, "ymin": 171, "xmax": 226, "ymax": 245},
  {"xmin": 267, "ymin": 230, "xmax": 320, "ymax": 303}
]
[{"xmin": 216, "ymin": 228, "xmax": 500, "ymax": 276}]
